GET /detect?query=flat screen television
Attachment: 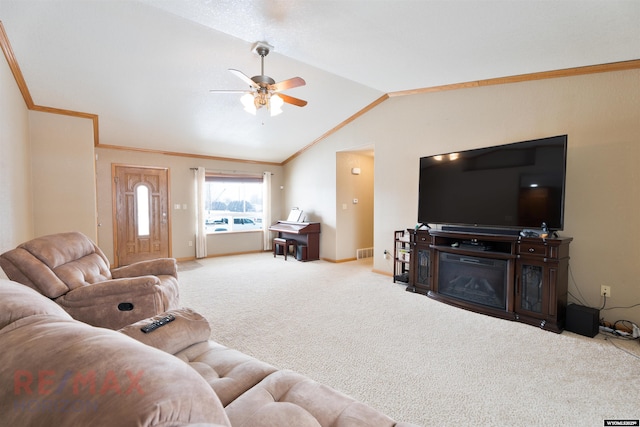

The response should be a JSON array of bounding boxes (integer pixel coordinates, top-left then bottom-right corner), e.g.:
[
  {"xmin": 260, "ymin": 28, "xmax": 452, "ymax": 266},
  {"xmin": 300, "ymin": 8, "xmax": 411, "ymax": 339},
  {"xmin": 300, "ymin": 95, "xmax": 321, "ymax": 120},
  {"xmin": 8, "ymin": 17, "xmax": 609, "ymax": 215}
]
[{"xmin": 418, "ymin": 135, "xmax": 567, "ymax": 232}]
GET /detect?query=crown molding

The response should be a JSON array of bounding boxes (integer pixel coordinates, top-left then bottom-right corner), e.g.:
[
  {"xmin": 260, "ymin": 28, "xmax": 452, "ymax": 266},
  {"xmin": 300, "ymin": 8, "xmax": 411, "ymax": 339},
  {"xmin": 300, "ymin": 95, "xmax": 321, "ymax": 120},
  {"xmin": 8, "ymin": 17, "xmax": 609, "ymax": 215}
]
[
  {"xmin": 388, "ymin": 59, "xmax": 640, "ymax": 98},
  {"xmin": 97, "ymin": 143, "xmax": 282, "ymax": 167}
]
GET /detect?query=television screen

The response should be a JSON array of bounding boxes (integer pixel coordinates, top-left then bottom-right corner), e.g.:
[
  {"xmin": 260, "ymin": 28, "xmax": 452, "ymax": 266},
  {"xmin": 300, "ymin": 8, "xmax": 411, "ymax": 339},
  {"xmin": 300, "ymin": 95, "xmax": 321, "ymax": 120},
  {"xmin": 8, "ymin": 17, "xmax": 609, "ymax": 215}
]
[{"xmin": 418, "ymin": 135, "xmax": 567, "ymax": 231}]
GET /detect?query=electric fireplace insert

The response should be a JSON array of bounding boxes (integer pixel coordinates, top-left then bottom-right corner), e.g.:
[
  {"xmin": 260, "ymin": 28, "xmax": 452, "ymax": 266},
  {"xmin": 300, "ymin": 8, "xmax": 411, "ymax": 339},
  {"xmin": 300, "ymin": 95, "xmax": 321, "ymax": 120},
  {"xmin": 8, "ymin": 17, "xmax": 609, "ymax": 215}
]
[{"xmin": 437, "ymin": 253, "xmax": 508, "ymax": 310}]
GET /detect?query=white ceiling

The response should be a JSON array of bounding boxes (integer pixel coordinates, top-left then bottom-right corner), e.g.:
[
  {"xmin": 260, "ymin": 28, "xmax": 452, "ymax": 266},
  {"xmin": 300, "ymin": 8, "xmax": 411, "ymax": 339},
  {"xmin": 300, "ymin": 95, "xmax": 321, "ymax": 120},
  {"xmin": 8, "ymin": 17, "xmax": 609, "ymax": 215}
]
[{"xmin": 1, "ymin": 0, "xmax": 638, "ymax": 164}]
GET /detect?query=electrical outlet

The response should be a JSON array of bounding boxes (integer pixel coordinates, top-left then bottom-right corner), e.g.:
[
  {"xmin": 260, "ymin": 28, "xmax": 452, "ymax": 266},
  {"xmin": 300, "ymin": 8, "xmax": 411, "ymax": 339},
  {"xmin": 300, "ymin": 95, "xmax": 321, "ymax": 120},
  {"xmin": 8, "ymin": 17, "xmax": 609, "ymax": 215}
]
[{"xmin": 600, "ymin": 285, "xmax": 611, "ymax": 297}]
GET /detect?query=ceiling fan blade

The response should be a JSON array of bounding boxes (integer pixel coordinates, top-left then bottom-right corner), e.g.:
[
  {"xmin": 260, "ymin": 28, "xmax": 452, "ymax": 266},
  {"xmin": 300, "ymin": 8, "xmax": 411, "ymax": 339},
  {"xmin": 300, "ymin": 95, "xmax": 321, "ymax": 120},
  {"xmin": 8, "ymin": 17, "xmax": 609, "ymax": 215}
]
[
  {"xmin": 229, "ymin": 69, "xmax": 259, "ymax": 89},
  {"xmin": 278, "ymin": 93, "xmax": 307, "ymax": 107},
  {"xmin": 271, "ymin": 77, "xmax": 306, "ymax": 92}
]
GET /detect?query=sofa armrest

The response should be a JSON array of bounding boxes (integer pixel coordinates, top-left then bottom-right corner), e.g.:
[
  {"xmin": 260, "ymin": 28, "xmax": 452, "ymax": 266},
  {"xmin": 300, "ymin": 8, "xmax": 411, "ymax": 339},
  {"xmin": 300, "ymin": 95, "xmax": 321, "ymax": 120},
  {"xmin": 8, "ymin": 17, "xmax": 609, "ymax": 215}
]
[
  {"xmin": 111, "ymin": 258, "xmax": 177, "ymax": 279},
  {"xmin": 119, "ymin": 308, "xmax": 211, "ymax": 354},
  {"xmin": 61, "ymin": 276, "xmax": 161, "ymax": 301}
]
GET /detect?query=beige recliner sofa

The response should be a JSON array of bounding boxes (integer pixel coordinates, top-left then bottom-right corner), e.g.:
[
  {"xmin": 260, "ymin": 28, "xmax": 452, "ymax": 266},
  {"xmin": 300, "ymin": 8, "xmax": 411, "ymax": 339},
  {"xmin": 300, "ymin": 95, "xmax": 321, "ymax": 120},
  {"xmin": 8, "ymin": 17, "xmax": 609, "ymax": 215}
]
[
  {"xmin": 0, "ymin": 232, "xmax": 179, "ymax": 329},
  {"xmin": 0, "ymin": 279, "xmax": 419, "ymax": 427}
]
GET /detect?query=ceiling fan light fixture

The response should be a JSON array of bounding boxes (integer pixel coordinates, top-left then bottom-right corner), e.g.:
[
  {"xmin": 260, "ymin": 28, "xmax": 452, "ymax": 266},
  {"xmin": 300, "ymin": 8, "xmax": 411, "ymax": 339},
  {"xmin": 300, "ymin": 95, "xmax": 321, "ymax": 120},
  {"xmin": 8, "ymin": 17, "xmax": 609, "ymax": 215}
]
[
  {"xmin": 241, "ymin": 93, "xmax": 257, "ymax": 115},
  {"xmin": 270, "ymin": 94, "xmax": 284, "ymax": 116},
  {"xmin": 255, "ymin": 91, "xmax": 268, "ymax": 107}
]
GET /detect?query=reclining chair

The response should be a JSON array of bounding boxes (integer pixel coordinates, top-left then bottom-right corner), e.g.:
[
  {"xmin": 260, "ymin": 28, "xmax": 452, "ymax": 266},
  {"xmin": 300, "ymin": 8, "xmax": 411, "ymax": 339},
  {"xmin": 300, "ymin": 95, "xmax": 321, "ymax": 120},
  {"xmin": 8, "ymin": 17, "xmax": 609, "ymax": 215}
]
[{"xmin": 0, "ymin": 231, "xmax": 179, "ymax": 329}]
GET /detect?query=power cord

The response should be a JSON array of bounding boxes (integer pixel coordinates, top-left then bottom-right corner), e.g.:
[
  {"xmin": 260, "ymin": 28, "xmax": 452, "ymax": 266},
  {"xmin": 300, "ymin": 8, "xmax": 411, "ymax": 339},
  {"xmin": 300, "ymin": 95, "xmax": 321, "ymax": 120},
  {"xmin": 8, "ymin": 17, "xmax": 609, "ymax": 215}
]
[
  {"xmin": 602, "ymin": 302, "xmax": 640, "ymax": 311},
  {"xmin": 612, "ymin": 320, "xmax": 639, "ymax": 338},
  {"xmin": 604, "ymin": 334, "xmax": 640, "ymax": 361},
  {"xmin": 568, "ymin": 264, "xmax": 591, "ymax": 307},
  {"xmin": 599, "ymin": 319, "xmax": 639, "ymax": 339}
]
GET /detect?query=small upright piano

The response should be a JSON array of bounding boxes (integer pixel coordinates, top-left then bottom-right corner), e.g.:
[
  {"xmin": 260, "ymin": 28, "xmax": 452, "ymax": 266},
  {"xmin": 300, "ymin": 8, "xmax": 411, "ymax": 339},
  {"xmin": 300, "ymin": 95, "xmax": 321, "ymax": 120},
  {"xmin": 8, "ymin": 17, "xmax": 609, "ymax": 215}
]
[{"xmin": 268, "ymin": 221, "xmax": 321, "ymax": 261}]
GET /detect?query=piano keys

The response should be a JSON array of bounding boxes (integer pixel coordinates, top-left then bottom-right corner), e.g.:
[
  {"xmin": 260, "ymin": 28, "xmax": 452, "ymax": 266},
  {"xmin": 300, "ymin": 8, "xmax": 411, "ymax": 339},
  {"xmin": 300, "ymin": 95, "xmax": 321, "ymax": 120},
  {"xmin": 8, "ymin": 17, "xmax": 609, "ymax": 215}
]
[{"xmin": 268, "ymin": 221, "xmax": 321, "ymax": 261}]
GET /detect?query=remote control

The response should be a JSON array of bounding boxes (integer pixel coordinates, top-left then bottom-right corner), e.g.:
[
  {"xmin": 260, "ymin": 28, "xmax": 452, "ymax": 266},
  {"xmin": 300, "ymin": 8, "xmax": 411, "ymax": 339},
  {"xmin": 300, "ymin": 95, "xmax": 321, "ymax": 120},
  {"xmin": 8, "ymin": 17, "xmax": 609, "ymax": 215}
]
[{"xmin": 140, "ymin": 314, "xmax": 175, "ymax": 333}]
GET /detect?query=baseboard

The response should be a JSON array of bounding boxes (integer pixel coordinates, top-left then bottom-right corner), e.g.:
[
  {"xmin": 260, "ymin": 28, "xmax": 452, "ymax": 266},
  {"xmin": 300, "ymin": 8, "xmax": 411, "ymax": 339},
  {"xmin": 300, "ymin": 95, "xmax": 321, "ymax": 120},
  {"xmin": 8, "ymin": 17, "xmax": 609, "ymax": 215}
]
[
  {"xmin": 372, "ymin": 269, "xmax": 392, "ymax": 277},
  {"xmin": 334, "ymin": 257, "xmax": 357, "ymax": 263}
]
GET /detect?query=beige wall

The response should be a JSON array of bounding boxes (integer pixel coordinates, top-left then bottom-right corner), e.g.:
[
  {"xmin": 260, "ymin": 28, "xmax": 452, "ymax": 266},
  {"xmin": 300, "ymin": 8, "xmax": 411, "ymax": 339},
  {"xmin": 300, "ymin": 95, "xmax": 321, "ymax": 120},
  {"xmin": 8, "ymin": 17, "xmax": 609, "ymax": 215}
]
[
  {"xmin": 0, "ymin": 45, "xmax": 32, "ymax": 253},
  {"xmin": 286, "ymin": 69, "xmax": 640, "ymax": 326},
  {"xmin": 283, "ymin": 141, "xmax": 338, "ymax": 259},
  {"xmin": 29, "ymin": 111, "xmax": 97, "ymax": 241},
  {"xmin": 95, "ymin": 148, "xmax": 285, "ymax": 265}
]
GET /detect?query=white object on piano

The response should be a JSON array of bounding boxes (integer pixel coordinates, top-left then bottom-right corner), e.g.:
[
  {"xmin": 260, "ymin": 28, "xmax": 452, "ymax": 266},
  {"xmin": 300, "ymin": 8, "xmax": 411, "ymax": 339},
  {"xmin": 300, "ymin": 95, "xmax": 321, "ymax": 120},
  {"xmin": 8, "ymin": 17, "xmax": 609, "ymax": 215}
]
[{"xmin": 286, "ymin": 208, "xmax": 304, "ymax": 222}]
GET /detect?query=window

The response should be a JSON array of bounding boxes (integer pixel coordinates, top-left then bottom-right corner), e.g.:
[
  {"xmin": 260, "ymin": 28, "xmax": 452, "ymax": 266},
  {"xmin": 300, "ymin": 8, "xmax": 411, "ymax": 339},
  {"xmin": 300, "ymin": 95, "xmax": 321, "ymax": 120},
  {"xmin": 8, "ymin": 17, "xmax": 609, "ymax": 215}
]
[
  {"xmin": 204, "ymin": 175, "xmax": 263, "ymax": 233},
  {"xmin": 135, "ymin": 184, "xmax": 150, "ymax": 236}
]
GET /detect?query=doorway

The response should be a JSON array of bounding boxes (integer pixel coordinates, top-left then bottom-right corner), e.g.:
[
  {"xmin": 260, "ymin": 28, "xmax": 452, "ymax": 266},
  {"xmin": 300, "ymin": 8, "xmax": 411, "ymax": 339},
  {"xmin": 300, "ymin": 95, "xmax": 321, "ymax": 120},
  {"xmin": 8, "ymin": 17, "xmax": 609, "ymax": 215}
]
[
  {"xmin": 335, "ymin": 149, "xmax": 374, "ymax": 261},
  {"xmin": 112, "ymin": 165, "xmax": 171, "ymax": 266}
]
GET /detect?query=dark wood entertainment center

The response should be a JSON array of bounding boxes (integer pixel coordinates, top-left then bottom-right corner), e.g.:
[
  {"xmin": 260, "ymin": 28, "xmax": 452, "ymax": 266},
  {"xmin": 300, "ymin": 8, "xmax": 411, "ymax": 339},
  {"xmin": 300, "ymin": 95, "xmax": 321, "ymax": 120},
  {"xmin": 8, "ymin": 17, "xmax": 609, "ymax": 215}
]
[{"xmin": 406, "ymin": 228, "xmax": 572, "ymax": 333}]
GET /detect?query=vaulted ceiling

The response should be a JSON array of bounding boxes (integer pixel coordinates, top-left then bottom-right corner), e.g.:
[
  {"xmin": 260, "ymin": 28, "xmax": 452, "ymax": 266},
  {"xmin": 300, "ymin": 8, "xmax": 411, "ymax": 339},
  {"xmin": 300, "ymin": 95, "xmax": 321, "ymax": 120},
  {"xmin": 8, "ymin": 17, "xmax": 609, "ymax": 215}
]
[{"xmin": 1, "ymin": 0, "xmax": 638, "ymax": 164}]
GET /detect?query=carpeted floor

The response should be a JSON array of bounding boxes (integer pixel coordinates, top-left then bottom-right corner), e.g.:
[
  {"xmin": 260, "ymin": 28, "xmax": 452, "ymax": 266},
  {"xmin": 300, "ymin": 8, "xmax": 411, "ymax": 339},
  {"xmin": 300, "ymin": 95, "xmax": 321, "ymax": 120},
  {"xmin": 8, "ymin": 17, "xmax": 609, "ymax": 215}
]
[{"xmin": 178, "ymin": 253, "xmax": 640, "ymax": 427}]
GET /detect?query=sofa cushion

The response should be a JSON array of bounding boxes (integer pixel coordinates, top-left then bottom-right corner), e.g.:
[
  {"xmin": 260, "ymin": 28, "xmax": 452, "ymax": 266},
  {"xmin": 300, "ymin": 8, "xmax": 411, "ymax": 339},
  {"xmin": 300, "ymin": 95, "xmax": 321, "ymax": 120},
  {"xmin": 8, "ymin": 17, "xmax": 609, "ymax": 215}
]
[
  {"xmin": 20, "ymin": 231, "xmax": 110, "ymax": 273},
  {"xmin": 0, "ymin": 232, "xmax": 112, "ymax": 297},
  {"xmin": 22, "ymin": 231, "xmax": 112, "ymax": 289},
  {"xmin": 53, "ymin": 253, "xmax": 112, "ymax": 290},
  {"xmin": 0, "ymin": 279, "xmax": 71, "ymax": 329},
  {"xmin": 119, "ymin": 307, "xmax": 212, "ymax": 354},
  {"xmin": 174, "ymin": 341, "xmax": 278, "ymax": 407},
  {"xmin": 225, "ymin": 369, "xmax": 402, "ymax": 427},
  {"xmin": 0, "ymin": 248, "xmax": 70, "ymax": 297}
]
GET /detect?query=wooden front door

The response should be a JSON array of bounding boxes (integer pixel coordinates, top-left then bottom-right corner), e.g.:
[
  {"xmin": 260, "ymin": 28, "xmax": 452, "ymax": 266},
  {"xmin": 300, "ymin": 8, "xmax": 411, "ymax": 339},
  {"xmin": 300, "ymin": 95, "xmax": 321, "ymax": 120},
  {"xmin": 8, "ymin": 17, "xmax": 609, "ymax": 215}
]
[{"xmin": 113, "ymin": 165, "xmax": 171, "ymax": 266}]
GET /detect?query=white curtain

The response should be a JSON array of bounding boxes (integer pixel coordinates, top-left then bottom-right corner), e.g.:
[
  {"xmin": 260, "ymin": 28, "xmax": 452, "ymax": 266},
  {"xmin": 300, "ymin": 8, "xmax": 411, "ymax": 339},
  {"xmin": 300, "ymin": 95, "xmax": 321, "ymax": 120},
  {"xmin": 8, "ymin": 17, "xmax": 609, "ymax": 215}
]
[
  {"xmin": 194, "ymin": 167, "xmax": 207, "ymax": 258},
  {"xmin": 262, "ymin": 171, "xmax": 272, "ymax": 250}
]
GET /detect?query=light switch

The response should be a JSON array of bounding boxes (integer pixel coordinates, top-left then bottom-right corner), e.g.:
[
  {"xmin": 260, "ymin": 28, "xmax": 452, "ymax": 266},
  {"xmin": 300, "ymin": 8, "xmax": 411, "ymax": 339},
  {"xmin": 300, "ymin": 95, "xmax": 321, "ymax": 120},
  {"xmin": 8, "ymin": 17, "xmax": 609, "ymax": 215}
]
[{"xmin": 342, "ymin": 203, "xmax": 347, "ymax": 210}]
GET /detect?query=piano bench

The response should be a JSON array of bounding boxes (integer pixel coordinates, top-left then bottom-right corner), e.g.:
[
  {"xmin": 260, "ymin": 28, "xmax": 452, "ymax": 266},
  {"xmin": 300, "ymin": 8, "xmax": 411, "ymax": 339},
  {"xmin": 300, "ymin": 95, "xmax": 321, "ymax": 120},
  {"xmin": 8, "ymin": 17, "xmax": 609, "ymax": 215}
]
[{"xmin": 273, "ymin": 237, "xmax": 297, "ymax": 260}]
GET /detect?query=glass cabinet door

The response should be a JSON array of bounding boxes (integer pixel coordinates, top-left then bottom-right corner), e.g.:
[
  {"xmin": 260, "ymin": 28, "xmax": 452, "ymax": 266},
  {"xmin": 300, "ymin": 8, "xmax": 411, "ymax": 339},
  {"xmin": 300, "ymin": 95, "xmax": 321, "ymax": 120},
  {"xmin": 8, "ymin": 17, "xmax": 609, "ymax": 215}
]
[
  {"xmin": 516, "ymin": 260, "xmax": 547, "ymax": 318},
  {"xmin": 415, "ymin": 247, "xmax": 430, "ymax": 289},
  {"xmin": 521, "ymin": 264, "xmax": 543, "ymax": 312}
]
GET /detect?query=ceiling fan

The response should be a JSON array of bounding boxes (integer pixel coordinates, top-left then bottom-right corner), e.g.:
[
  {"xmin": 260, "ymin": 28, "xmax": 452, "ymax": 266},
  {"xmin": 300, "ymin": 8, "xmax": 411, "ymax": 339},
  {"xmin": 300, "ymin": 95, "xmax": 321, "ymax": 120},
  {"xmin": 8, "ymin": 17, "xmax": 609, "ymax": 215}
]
[{"xmin": 210, "ymin": 42, "xmax": 307, "ymax": 116}]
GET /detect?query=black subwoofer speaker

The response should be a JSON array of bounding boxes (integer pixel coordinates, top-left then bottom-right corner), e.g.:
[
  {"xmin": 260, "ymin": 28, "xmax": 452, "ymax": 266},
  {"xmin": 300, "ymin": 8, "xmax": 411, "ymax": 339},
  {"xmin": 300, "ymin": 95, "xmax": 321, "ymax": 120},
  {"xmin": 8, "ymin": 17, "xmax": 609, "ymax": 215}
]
[{"xmin": 565, "ymin": 304, "xmax": 599, "ymax": 337}]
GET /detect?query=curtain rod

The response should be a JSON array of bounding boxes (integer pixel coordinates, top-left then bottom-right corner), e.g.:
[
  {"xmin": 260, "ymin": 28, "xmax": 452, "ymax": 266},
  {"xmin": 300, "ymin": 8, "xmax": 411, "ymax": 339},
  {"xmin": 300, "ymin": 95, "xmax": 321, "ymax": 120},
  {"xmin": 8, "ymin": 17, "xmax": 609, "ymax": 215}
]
[{"xmin": 190, "ymin": 168, "xmax": 273, "ymax": 176}]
